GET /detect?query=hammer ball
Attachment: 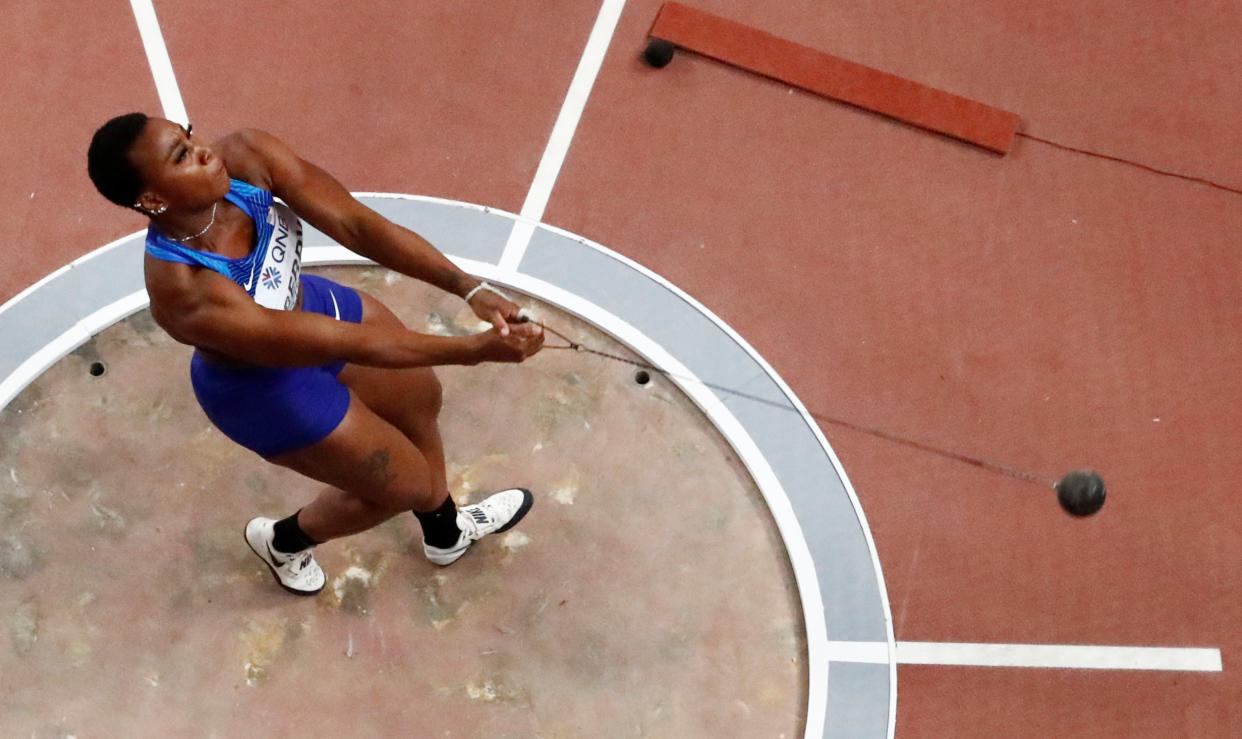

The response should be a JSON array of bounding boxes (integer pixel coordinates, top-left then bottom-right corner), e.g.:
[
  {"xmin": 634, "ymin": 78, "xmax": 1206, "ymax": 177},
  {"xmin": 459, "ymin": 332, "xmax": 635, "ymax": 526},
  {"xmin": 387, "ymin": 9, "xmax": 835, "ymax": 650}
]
[
  {"xmin": 1056, "ymin": 470, "xmax": 1107, "ymax": 517},
  {"xmin": 643, "ymin": 38, "xmax": 675, "ymax": 68}
]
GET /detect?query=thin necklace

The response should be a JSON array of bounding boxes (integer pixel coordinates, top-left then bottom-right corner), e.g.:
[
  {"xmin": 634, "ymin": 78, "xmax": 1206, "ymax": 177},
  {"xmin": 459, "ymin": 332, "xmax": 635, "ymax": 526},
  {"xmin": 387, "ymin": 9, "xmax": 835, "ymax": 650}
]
[{"xmin": 169, "ymin": 202, "xmax": 218, "ymax": 243}]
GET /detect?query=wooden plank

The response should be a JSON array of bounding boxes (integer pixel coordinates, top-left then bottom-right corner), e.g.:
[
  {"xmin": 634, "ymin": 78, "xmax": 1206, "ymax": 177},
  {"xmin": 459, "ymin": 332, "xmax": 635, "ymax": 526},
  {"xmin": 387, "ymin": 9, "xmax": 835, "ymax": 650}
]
[{"xmin": 649, "ymin": 2, "xmax": 1020, "ymax": 154}]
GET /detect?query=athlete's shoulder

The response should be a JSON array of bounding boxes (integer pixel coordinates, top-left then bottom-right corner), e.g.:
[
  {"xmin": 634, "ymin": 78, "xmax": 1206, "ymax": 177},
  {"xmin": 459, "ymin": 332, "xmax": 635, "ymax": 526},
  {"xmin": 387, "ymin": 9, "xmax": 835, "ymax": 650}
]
[{"xmin": 213, "ymin": 128, "xmax": 287, "ymax": 191}]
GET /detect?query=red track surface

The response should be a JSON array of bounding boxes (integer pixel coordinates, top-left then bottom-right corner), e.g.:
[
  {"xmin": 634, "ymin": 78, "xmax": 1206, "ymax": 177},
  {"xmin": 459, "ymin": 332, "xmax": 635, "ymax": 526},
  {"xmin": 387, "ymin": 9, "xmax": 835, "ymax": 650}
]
[{"xmin": 5, "ymin": 0, "xmax": 1240, "ymax": 735}]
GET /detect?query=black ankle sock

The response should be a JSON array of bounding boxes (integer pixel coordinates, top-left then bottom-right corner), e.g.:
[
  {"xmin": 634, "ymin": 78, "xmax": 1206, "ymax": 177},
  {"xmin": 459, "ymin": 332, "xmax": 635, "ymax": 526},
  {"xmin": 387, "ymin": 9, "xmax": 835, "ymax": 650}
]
[
  {"xmin": 414, "ymin": 496, "xmax": 462, "ymax": 548},
  {"xmin": 271, "ymin": 511, "xmax": 320, "ymax": 554}
]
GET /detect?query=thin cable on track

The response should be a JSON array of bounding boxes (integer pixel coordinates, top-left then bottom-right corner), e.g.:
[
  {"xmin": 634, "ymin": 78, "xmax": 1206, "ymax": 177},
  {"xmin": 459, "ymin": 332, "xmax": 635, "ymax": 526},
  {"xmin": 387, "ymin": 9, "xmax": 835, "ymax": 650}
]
[
  {"xmin": 1016, "ymin": 132, "xmax": 1242, "ymax": 197},
  {"xmin": 532, "ymin": 319, "xmax": 1058, "ymax": 489}
]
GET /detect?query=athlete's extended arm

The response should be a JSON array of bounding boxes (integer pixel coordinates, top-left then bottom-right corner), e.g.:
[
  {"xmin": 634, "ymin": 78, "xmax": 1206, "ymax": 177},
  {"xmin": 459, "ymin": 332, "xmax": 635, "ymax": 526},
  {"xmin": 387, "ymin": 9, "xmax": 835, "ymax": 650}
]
[
  {"xmin": 146, "ymin": 258, "xmax": 541, "ymax": 368},
  {"xmin": 219, "ymin": 128, "xmax": 521, "ymax": 334}
]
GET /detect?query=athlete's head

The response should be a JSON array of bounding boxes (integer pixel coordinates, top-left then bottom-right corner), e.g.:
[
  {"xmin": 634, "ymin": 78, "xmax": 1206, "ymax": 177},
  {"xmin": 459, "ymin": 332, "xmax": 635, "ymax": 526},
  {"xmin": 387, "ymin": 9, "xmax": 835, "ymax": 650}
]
[
  {"xmin": 88, "ymin": 113, "xmax": 228, "ymax": 214},
  {"xmin": 87, "ymin": 112, "xmax": 149, "ymax": 208}
]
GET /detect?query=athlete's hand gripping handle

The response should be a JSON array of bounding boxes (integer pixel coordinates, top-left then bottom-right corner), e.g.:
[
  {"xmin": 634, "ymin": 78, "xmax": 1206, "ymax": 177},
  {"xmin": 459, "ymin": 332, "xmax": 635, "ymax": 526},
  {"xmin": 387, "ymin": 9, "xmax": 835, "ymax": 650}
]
[{"xmin": 473, "ymin": 320, "xmax": 544, "ymax": 363}]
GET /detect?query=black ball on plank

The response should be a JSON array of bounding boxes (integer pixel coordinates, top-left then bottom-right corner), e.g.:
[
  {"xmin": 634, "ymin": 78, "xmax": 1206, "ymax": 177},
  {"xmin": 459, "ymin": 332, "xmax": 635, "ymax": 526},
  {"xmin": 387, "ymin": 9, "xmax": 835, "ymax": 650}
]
[
  {"xmin": 643, "ymin": 38, "xmax": 676, "ymax": 68},
  {"xmin": 1056, "ymin": 470, "xmax": 1106, "ymax": 517}
]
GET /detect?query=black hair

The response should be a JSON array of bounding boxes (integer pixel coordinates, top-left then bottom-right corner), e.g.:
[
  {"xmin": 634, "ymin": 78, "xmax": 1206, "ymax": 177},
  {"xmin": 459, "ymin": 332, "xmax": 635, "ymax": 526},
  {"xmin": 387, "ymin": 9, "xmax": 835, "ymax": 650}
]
[{"xmin": 87, "ymin": 112, "xmax": 149, "ymax": 207}]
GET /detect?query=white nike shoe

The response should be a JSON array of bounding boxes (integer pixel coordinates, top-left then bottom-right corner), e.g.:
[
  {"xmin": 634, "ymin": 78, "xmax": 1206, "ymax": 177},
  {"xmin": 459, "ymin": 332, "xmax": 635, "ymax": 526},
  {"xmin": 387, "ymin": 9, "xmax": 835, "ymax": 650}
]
[
  {"xmin": 244, "ymin": 517, "xmax": 326, "ymax": 596},
  {"xmin": 424, "ymin": 488, "xmax": 534, "ymax": 566}
]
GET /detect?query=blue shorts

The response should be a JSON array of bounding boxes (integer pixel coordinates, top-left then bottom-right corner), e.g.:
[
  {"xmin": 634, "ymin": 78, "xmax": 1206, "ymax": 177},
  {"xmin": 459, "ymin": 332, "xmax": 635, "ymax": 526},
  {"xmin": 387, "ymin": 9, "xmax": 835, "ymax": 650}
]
[{"xmin": 190, "ymin": 274, "xmax": 365, "ymax": 458}]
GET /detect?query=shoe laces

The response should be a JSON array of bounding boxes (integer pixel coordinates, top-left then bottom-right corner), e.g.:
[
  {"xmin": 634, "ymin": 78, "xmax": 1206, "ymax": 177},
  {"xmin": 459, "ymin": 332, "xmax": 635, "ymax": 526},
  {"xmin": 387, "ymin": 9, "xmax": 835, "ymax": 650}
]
[{"xmin": 457, "ymin": 508, "xmax": 482, "ymax": 539}]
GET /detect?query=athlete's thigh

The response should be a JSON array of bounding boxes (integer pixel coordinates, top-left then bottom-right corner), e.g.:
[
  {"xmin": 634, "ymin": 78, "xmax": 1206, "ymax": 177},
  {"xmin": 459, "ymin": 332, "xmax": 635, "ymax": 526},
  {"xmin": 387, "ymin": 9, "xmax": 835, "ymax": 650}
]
[
  {"xmin": 268, "ymin": 390, "xmax": 433, "ymax": 508},
  {"xmin": 339, "ymin": 290, "xmax": 443, "ymax": 428}
]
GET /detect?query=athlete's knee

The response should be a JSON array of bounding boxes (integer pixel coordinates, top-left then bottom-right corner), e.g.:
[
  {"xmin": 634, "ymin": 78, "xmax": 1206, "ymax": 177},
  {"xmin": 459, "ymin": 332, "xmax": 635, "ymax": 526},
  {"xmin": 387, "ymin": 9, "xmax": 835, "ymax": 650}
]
[{"xmin": 401, "ymin": 368, "xmax": 442, "ymax": 427}]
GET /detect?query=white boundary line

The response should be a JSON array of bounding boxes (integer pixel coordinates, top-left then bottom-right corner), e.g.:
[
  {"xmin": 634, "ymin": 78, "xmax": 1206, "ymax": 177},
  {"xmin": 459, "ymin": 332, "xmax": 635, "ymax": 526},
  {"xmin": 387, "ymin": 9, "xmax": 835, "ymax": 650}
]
[
  {"xmin": 830, "ymin": 640, "xmax": 1221, "ymax": 672},
  {"xmin": 896, "ymin": 642, "xmax": 1223, "ymax": 672},
  {"xmin": 497, "ymin": 0, "xmax": 627, "ymax": 272},
  {"xmin": 129, "ymin": 0, "xmax": 188, "ymax": 125}
]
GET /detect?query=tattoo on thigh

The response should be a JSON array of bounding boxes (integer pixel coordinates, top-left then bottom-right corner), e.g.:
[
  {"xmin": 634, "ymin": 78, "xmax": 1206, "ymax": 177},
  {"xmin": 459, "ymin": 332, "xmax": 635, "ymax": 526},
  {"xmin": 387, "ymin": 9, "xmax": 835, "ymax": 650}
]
[{"xmin": 365, "ymin": 449, "xmax": 396, "ymax": 488}]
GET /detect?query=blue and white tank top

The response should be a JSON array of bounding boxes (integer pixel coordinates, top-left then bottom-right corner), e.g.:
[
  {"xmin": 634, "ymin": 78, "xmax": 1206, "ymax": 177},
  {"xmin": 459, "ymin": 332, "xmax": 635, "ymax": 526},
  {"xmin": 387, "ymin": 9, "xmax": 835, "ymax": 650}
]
[{"xmin": 145, "ymin": 179, "xmax": 303, "ymax": 310}]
